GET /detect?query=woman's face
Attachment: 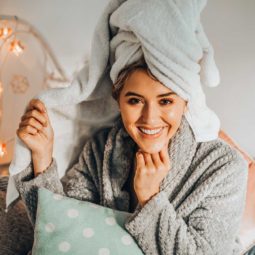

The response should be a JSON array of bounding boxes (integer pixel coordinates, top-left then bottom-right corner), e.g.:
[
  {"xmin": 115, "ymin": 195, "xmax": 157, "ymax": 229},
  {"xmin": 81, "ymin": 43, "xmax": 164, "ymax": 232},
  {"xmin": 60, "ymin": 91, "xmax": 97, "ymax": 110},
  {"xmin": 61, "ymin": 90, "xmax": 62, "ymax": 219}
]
[{"xmin": 118, "ymin": 69, "xmax": 187, "ymax": 154}]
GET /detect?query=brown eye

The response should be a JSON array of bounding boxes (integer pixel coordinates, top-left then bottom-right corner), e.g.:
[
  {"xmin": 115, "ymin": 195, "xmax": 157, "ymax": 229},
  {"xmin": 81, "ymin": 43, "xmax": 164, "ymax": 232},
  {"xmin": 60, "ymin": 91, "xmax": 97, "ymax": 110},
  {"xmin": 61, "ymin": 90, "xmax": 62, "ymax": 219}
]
[
  {"xmin": 160, "ymin": 99, "xmax": 173, "ymax": 105},
  {"xmin": 128, "ymin": 98, "xmax": 141, "ymax": 105}
]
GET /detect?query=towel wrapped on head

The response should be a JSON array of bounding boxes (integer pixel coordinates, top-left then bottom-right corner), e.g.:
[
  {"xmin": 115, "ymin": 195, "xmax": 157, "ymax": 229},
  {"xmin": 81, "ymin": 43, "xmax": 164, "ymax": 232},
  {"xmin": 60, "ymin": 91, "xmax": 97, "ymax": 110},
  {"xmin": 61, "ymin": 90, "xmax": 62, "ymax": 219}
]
[{"xmin": 6, "ymin": 0, "xmax": 220, "ymax": 209}]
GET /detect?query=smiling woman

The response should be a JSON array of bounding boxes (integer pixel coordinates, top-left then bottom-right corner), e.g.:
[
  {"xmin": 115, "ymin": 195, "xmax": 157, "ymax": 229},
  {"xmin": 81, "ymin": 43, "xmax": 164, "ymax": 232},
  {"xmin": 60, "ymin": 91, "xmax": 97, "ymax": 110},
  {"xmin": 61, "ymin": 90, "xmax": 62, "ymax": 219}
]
[
  {"xmin": 113, "ymin": 60, "xmax": 187, "ymax": 154},
  {"xmin": 114, "ymin": 62, "xmax": 189, "ymax": 207},
  {"xmin": 11, "ymin": 59, "xmax": 248, "ymax": 255},
  {"xmin": 3, "ymin": 0, "xmax": 250, "ymax": 254}
]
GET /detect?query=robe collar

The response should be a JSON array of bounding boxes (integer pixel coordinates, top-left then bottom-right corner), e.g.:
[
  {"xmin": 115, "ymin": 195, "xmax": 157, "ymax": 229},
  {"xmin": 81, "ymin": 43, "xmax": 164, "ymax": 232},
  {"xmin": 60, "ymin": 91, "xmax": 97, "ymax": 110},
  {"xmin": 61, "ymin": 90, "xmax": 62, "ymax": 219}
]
[{"xmin": 102, "ymin": 115, "xmax": 198, "ymax": 212}]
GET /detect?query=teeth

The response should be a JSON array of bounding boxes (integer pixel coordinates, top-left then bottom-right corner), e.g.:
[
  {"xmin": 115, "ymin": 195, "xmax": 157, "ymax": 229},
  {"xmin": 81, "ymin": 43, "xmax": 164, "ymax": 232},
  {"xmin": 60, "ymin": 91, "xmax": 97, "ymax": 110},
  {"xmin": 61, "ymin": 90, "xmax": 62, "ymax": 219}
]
[{"xmin": 139, "ymin": 127, "xmax": 163, "ymax": 135}]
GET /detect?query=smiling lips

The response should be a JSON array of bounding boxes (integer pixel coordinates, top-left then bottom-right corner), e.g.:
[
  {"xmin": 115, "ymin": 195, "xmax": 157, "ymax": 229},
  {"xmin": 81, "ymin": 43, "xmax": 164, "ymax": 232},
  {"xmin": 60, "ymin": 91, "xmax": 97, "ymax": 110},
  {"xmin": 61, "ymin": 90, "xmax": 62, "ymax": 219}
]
[{"xmin": 138, "ymin": 127, "xmax": 164, "ymax": 138}]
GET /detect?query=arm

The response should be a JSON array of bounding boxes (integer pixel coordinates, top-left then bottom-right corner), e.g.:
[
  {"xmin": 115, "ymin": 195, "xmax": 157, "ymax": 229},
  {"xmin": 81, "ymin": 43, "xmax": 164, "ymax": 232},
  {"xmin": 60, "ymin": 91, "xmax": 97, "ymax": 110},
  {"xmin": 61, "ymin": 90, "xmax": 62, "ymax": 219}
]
[
  {"xmin": 14, "ymin": 99, "xmax": 101, "ymax": 226},
  {"xmin": 13, "ymin": 140, "xmax": 100, "ymax": 227},
  {"xmin": 13, "ymin": 157, "xmax": 63, "ymax": 226},
  {"xmin": 124, "ymin": 154, "xmax": 248, "ymax": 255}
]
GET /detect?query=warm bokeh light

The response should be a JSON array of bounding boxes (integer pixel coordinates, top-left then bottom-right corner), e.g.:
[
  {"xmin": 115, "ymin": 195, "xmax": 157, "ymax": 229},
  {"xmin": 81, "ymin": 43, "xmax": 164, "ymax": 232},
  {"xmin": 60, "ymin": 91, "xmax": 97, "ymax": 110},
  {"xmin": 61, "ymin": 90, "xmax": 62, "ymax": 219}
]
[
  {"xmin": 0, "ymin": 26, "xmax": 13, "ymax": 39},
  {"xmin": 9, "ymin": 39, "xmax": 25, "ymax": 56},
  {"xmin": 0, "ymin": 16, "xmax": 69, "ymax": 165},
  {"xmin": 0, "ymin": 142, "xmax": 6, "ymax": 157}
]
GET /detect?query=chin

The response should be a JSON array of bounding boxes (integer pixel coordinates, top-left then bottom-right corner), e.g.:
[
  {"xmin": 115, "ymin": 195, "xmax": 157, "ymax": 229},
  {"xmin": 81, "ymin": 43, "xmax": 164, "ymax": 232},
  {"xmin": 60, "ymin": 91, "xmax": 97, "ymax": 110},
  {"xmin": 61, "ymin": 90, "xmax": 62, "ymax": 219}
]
[{"xmin": 138, "ymin": 142, "xmax": 167, "ymax": 154}]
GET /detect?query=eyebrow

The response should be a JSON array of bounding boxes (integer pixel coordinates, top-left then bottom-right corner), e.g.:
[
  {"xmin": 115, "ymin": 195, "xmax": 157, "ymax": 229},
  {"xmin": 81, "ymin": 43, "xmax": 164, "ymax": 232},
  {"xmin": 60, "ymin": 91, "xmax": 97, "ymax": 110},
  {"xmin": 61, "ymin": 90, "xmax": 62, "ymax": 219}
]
[{"xmin": 124, "ymin": 91, "xmax": 177, "ymax": 98}]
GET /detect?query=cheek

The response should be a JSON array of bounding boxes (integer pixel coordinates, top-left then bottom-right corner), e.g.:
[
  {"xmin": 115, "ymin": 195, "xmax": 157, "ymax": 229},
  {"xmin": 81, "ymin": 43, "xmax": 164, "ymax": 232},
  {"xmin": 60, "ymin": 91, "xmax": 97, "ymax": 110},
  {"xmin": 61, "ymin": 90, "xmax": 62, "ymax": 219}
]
[
  {"xmin": 120, "ymin": 106, "xmax": 137, "ymax": 123},
  {"xmin": 119, "ymin": 106, "xmax": 140, "ymax": 134},
  {"xmin": 165, "ymin": 107, "xmax": 184, "ymax": 123}
]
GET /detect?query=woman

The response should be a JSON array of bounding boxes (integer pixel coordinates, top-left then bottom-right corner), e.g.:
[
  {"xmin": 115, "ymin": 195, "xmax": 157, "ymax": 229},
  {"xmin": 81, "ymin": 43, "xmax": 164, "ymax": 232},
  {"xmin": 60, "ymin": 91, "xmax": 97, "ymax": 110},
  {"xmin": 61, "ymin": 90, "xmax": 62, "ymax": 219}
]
[{"xmin": 14, "ymin": 60, "xmax": 247, "ymax": 255}]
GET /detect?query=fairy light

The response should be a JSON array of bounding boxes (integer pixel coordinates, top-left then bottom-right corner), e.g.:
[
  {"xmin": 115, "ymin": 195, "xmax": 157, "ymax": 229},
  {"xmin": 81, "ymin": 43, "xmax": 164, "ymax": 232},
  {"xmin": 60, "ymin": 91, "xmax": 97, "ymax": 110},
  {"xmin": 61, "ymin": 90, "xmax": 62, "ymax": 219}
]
[
  {"xmin": 9, "ymin": 39, "xmax": 25, "ymax": 56},
  {"xmin": 0, "ymin": 18, "xmax": 25, "ymax": 56},
  {"xmin": 0, "ymin": 15, "xmax": 70, "ymax": 161},
  {"xmin": 0, "ymin": 142, "xmax": 6, "ymax": 157},
  {"xmin": 0, "ymin": 21, "xmax": 13, "ymax": 39},
  {"xmin": 0, "ymin": 138, "xmax": 14, "ymax": 158},
  {"xmin": 0, "ymin": 15, "xmax": 69, "ymax": 86},
  {"xmin": 0, "ymin": 27, "xmax": 13, "ymax": 39}
]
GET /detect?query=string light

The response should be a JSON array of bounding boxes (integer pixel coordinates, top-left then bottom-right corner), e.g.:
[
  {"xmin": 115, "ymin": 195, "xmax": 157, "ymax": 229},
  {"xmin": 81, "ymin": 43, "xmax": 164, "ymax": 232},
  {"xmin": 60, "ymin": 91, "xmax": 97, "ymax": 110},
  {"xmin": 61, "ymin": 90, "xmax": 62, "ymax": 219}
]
[
  {"xmin": 0, "ymin": 142, "xmax": 6, "ymax": 157},
  {"xmin": 0, "ymin": 21, "xmax": 13, "ymax": 39},
  {"xmin": 9, "ymin": 39, "xmax": 25, "ymax": 56},
  {"xmin": 0, "ymin": 15, "xmax": 70, "ymax": 162},
  {"xmin": 0, "ymin": 17, "xmax": 25, "ymax": 56},
  {"xmin": 0, "ymin": 138, "xmax": 14, "ymax": 158}
]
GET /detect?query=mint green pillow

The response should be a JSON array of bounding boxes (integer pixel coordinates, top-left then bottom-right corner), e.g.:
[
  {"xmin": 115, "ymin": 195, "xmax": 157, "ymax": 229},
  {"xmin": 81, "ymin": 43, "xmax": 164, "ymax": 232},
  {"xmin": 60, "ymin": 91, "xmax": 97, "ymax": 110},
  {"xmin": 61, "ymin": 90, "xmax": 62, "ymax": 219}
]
[{"xmin": 32, "ymin": 188, "xmax": 144, "ymax": 255}]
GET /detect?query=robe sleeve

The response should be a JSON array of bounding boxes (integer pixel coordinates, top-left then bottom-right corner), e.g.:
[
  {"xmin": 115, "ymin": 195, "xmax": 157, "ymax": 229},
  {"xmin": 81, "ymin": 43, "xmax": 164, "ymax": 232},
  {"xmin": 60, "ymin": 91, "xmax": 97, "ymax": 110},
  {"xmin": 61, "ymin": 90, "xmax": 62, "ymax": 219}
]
[
  {"xmin": 124, "ymin": 154, "xmax": 248, "ymax": 255},
  {"xmin": 13, "ymin": 140, "xmax": 100, "ymax": 227}
]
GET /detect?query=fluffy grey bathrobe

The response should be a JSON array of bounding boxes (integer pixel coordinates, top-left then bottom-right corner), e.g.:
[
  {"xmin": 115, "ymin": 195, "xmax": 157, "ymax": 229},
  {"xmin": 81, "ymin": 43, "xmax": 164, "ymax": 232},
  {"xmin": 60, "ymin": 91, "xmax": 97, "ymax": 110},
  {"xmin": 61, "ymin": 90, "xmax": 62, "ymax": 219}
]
[{"xmin": 13, "ymin": 116, "xmax": 248, "ymax": 255}]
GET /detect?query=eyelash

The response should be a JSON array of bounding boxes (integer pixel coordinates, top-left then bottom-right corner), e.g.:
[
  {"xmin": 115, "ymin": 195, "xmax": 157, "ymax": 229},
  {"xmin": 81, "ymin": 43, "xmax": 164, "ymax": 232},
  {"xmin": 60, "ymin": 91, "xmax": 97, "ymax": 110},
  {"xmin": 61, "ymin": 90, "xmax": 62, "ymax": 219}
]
[{"xmin": 127, "ymin": 98, "xmax": 174, "ymax": 105}]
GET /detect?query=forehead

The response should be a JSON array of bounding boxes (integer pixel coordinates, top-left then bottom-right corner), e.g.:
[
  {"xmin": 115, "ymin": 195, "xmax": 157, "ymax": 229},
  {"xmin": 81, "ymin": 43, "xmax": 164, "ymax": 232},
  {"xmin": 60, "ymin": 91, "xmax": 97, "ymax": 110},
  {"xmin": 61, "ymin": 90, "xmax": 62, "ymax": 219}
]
[{"xmin": 123, "ymin": 69, "xmax": 174, "ymax": 94}]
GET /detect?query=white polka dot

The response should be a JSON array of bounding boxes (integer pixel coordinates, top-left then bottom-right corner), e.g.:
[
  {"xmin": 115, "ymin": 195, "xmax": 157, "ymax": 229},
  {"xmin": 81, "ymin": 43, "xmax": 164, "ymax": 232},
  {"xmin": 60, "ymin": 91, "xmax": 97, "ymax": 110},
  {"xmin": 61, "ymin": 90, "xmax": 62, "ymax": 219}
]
[
  {"xmin": 105, "ymin": 217, "xmax": 116, "ymax": 225},
  {"xmin": 67, "ymin": 208, "xmax": 79, "ymax": 218},
  {"xmin": 121, "ymin": 235, "xmax": 133, "ymax": 245},
  {"xmin": 98, "ymin": 248, "xmax": 110, "ymax": 255},
  {"xmin": 83, "ymin": 228, "xmax": 94, "ymax": 238},
  {"xmin": 90, "ymin": 203, "xmax": 100, "ymax": 209},
  {"xmin": 45, "ymin": 223, "xmax": 55, "ymax": 233},
  {"xmin": 58, "ymin": 241, "xmax": 71, "ymax": 252},
  {"xmin": 53, "ymin": 194, "xmax": 63, "ymax": 200}
]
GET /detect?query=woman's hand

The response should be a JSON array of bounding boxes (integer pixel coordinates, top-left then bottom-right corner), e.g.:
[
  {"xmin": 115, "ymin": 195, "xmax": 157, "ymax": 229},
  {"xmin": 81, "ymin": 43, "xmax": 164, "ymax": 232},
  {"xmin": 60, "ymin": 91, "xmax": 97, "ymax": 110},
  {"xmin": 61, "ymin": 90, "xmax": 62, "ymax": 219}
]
[
  {"xmin": 133, "ymin": 143, "xmax": 171, "ymax": 207},
  {"xmin": 16, "ymin": 99, "xmax": 54, "ymax": 176}
]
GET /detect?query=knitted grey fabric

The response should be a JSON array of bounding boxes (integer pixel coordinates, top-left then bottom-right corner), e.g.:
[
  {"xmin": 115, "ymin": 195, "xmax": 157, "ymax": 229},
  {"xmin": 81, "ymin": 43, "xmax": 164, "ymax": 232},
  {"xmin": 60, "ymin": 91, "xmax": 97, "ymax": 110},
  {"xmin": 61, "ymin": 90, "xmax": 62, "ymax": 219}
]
[
  {"xmin": 13, "ymin": 116, "xmax": 248, "ymax": 255},
  {"xmin": 0, "ymin": 177, "xmax": 33, "ymax": 255}
]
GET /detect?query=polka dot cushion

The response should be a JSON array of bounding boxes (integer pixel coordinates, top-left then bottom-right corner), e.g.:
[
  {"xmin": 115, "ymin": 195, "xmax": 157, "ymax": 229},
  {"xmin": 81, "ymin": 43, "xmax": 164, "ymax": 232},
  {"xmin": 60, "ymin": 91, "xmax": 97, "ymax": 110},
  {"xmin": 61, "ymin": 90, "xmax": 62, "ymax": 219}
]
[{"xmin": 32, "ymin": 188, "xmax": 144, "ymax": 255}]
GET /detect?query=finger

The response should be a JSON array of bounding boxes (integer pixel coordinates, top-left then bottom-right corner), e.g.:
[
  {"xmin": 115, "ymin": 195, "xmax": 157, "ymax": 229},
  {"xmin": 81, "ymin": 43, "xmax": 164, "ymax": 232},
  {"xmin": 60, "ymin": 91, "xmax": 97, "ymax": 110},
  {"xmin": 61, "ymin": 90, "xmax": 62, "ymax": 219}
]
[
  {"xmin": 21, "ymin": 110, "xmax": 47, "ymax": 127},
  {"xmin": 19, "ymin": 117, "xmax": 44, "ymax": 131},
  {"xmin": 25, "ymin": 99, "xmax": 36, "ymax": 111},
  {"xmin": 143, "ymin": 153, "xmax": 154, "ymax": 168},
  {"xmin": 25, "ymin": 99, "xmax": 48, "ymax": 124},
  {"xmin": 26, "ymin": 99, "xmax": 47, "ymax": 113},
  {"xmin": 21, "ymin": 109, "xmax": 48, "ymax": 127},
  {"xmin": 16, "ymin": 128, "xmax": 33, "ymax": 141},
  {"xmin": 19, "ymin": 117, "xmax": 49, "ymax": 140},
  {"xmin": 136, "ymin": 151, "xmax": 145, "ymax": 168},
  {"xmin": 151, "ymin": 153, "xmax": 162, "ymax": 169},
  {"xmin": 19, "ymin": 125, "xmax": 38, "ymax": 136}
]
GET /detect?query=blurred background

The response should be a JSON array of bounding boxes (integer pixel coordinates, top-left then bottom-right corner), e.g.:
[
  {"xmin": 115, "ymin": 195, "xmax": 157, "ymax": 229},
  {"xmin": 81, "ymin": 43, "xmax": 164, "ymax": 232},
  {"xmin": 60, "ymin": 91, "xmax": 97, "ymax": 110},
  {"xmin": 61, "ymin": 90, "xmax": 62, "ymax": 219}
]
[{"xmin": 0, "ymin": 0, "xmax": 254, "ymax": 173}]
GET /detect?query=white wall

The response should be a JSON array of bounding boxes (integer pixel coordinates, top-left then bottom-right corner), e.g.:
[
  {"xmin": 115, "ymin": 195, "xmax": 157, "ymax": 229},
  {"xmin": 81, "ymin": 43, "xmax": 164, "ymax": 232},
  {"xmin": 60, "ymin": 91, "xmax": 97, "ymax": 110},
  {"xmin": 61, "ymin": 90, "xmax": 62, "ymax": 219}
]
[
  {"xmin": 202, "ymin": 0, "xmax": 255, "ymax": 157},
  {"xmin": 0, "ymin": 0, "xmax": 254, "ymax": 165}
]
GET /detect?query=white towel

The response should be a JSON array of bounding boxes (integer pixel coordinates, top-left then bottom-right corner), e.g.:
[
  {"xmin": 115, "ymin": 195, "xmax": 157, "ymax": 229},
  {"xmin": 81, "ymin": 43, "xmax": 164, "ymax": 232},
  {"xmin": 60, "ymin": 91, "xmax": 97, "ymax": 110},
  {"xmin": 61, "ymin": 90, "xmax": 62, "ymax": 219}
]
[{"xmin": 6, "ymin": 0, "xmax": 220, "ymax": 209}]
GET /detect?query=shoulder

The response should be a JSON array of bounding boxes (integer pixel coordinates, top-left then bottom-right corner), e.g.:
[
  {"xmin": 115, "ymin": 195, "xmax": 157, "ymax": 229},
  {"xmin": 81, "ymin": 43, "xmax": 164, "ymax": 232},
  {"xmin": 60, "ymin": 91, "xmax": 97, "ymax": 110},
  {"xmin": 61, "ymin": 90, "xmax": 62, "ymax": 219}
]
[
  {"xmin": 81, "ymin": 116, "xmax": 124, "ymax": 157},
  {"xmin": 195, "ymin": 138, "xmax": 248, "ymax": 182},
  {"xmin": 82, "ymin": 126, "xmax": 113, "ymax": 157}
]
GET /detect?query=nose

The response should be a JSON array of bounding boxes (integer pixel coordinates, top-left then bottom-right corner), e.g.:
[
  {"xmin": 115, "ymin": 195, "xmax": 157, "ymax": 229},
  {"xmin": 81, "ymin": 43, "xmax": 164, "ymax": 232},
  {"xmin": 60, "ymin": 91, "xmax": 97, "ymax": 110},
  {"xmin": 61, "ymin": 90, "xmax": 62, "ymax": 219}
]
[{"xmin": 141, "ymin": 103, "xmax": 161, "ymax": 125}]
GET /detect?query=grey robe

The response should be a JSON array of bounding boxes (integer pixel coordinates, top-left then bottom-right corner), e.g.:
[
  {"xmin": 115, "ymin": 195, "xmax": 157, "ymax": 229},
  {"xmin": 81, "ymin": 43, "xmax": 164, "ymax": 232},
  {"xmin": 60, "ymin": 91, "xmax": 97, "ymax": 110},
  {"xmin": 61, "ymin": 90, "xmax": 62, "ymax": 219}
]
[{"xmin": 13, "ymin": 116, "xmax": 248, "ymax": 255}]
